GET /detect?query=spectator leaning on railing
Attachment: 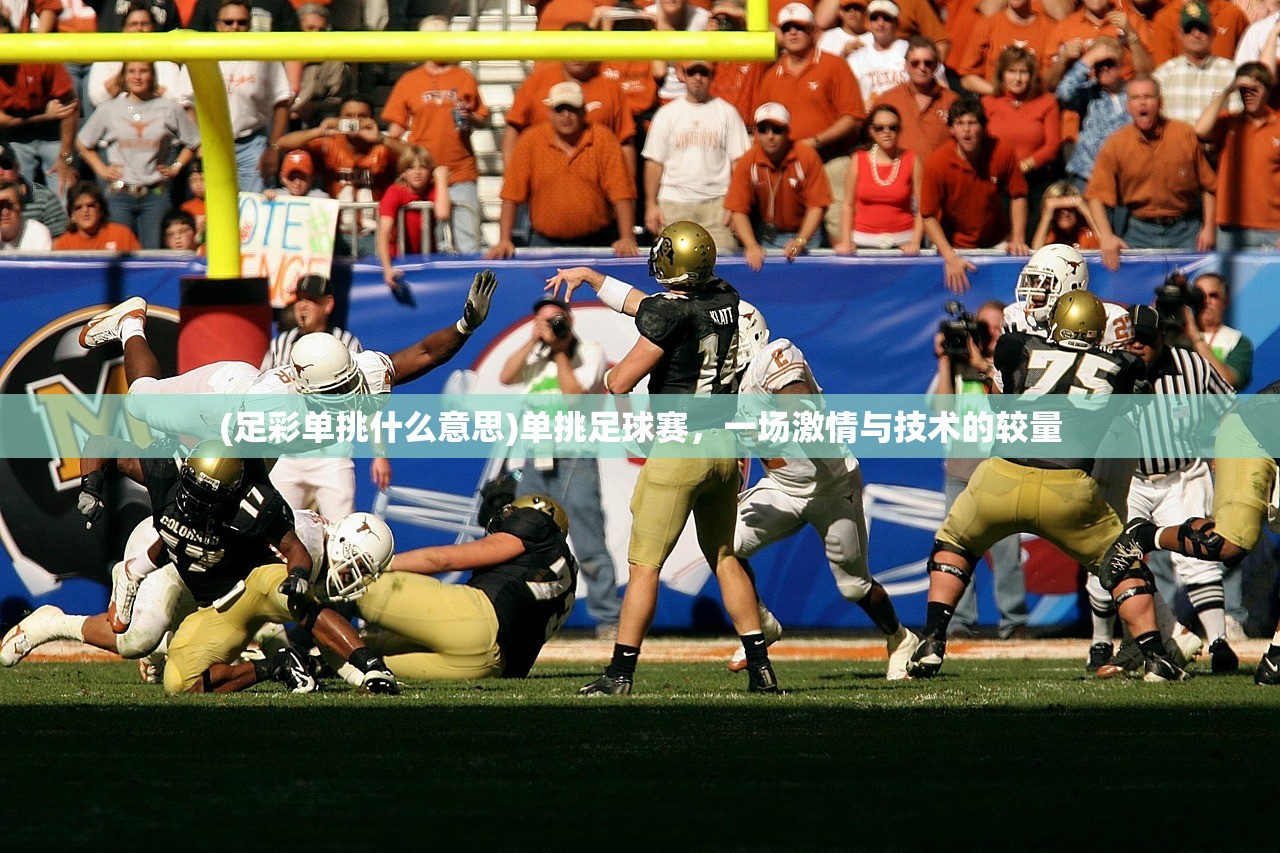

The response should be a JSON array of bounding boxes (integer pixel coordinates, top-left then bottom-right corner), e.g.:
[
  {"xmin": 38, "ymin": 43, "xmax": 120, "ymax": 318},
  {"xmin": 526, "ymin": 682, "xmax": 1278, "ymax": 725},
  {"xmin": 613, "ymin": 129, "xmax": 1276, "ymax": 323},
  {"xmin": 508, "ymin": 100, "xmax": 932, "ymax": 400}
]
[
  {"xmin": 378, "ymin": 145, "xmax": 450, "ymax": 297},
  {"xmin": 52, "ymin": 181, "xmax": 140, "ymax": 251},
  {"xmin": 0, "ymin": 179, "xmax": 52, "ymax": 250}
]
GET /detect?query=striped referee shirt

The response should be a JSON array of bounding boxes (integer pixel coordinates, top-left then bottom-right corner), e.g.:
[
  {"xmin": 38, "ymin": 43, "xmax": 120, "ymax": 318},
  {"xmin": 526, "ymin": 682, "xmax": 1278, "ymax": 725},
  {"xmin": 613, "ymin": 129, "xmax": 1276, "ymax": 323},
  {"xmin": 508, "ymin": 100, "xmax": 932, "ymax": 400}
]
[
  {"xmin": 260, "ymin": 326, "xmax": 363, "ymax": 370},
  {"xmin": 1135, "ymin": 344, "xmax": 1235, "ymax": 477}
]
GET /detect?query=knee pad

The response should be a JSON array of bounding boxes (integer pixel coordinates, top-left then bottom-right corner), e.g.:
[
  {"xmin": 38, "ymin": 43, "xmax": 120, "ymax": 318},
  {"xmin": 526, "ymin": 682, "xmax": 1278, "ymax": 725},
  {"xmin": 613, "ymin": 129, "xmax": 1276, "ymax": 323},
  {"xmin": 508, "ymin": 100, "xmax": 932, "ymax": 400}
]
[
  {"xmin": 1113, "ymin": 584, "xmax": 1156, "ymax": 608},
  {"xmin": 927, "ymin": 548, "xmax": 973, "ymax": 588},
  {"xmin": 824, "ymin": 531, "xmax": 872, "ymax": 601},
  {"xmin": 1177, "ymin": 520, "xmax": 1225, "ymax": 562}
]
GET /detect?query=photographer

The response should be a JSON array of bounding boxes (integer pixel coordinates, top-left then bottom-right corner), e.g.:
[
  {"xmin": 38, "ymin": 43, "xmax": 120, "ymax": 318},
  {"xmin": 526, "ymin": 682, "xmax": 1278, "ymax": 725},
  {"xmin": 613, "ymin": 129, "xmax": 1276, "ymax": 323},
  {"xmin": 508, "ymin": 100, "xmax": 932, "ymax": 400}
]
[
  {"xmin": 927, "ymin": 300, "xmax": 1030, "ymax": 639},
  {"xmin": 498, "ymin": 297, "xmax": 620, "ymax": 639},
  {"xmin": 1180, "ymin": 272, "xmax": 1252, "ymax": 391}
]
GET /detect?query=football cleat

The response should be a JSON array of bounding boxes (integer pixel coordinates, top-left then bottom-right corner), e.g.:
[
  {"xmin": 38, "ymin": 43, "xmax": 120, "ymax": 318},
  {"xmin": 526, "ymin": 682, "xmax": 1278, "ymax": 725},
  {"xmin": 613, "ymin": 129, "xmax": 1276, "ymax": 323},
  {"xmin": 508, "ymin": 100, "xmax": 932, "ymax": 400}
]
[
  {"xmin": 269, "ymin": 648, "xmax": 318, "ymax": 693},
  {"xmin": 886, "ymin": 626, "xmax": 922, "ymax": 681},
  {"xmin": 360, "ymin": 666, "xmax": 400, "ymax": 695},
  {"xmin": 1254, "ymin": 648, "xmax": 1280, "ymax": 685},
  {"xmin": 1086, "ymin": 642, "xmax": 1113, "ymax": 673},
  {"xmin": 1142, "ymin": 654, "xmax": 1192, "ymax": 683},
  {"xmin": 0, "ymin": 605, "xmax": 64, "ymax": 667},
  {"xmin": 727, "ymin": 605, "xmax": 783, "ymax": 673},
  {"xmin": 1099, "ymin": 518, "xmax": 1154, "ymax": 585},
  {"xmin": 79, "ymin": 297, "xmax": 147, "ymax": 349},
  {"xmin": 1208, "ymin": 638, "xmax": 1240, "ymax": 674},
  {"xmin": 906, "ymin": 634, "xmax": 946, "ymax": 679},
  {"xmin": 747, "ymin": 661, "xmax": 782, "ymax": 694},
  {"xmin": 1096, "ymin": 640, "xmax": 1143, "ymax": 679},
  {"xmin": 1169, "ymin": 628, "xmax": 1203, "ymax": 669},
  {"xmin": 579, "ymin": 674, "xmax": 633, "ymax": 696}
]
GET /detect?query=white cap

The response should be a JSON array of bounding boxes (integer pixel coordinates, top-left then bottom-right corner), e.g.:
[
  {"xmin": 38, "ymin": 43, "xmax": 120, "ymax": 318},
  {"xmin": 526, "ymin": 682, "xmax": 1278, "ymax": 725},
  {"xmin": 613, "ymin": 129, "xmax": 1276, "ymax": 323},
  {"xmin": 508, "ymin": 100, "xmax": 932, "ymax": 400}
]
[
  {"xmin": 547, "ymin": 81, "xmax": 585, "ymax": 110},
  {"xmin": 776, "ymin": 2, "xmax": 815, "ymax": 27},
  {"xmin": 867, "ymin": 0, "xmax": 899, "ymax": 17},
  {"xmin": 753, "ymin": 101, "xmax": 791, "ymax": 127}
]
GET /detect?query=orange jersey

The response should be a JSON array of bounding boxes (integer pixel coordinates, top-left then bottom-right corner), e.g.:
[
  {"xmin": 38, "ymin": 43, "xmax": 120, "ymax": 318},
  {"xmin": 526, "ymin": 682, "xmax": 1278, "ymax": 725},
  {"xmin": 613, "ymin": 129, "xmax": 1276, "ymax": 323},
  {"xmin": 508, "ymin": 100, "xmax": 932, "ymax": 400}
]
[{"xmin": 380, "ymin": 64, "xmax": 489, "ymax": 185}]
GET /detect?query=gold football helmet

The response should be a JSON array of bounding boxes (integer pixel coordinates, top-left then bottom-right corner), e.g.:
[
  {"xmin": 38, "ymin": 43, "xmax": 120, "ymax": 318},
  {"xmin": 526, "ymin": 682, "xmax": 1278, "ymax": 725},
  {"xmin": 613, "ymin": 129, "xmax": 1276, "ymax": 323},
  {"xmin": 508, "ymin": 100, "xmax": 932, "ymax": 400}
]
[
  {"xmin": 501, "ymin": 494, "xmax": 570, "ymax": 536},
  {"xmin": 648, "ymin": 220, "xmax": 716, "ymax": 290},
  {"xmin": 1048, "ymin": 290, "xmax": 1105, "ymax": 351},
  {"xmin": 177, "ymin": 439, "xmax": 244, "ymax": 516}
]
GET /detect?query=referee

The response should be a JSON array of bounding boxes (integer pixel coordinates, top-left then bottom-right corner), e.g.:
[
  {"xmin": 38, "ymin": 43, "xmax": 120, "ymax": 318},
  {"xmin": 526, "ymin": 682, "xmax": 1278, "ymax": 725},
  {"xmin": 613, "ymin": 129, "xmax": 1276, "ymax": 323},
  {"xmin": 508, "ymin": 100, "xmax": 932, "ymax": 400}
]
[{"xmin": 1125, "ymin": 304, "xmax": 1237, "ymax": 672}]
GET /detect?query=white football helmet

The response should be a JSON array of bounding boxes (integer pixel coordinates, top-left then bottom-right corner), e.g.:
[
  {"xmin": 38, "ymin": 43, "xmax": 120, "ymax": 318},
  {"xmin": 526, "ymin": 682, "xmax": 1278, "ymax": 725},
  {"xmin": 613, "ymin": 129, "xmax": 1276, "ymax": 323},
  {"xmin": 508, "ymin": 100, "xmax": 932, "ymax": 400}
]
[
  {"xmin": 736, "ymin": 300, "xmax": 770, "ymax": 373},
  {"xmin": 1015, "ymin": 243, "xmax": 1089, "ymax": 324},
  {"xmin": 292, "ymin": 333, "xmax": 367, "ymax": 409},
  {"xmin": 324, "ymin": 512, "xmax": 395, "ymax": 602}
]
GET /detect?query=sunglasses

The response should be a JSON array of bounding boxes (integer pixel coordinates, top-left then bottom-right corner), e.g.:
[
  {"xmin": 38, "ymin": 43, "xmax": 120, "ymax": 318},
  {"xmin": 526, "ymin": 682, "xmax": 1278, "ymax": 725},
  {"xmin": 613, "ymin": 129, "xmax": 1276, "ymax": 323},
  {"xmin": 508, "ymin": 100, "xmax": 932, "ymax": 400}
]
[
  {"xmin": 755, "ymin": 123, "xmax": 787, "ymax": 135},
  {"xmin": 218, "ymin": 17, "xmax": 249, "ymax": 26},
  {"xmin": 909, "ymin": 58, "xmax": 938, "ymax": 68},
  {"xmin": 552, "ymin": 104, "xmax": 580, "ymax": 114},
  {"xmin": 870, "ymin": 122, "xmax": 900, "ymax": 132},
  {"xmin": 868, "ymin": 12, "xmax": 895, "ymax": 21},
  {"xmin": 780, "ymin": 22, "xmax": 810, "ymax": 33},
  {"xmin": 684, "ymin": 66, "xmax": 712, "ymax": 77},
  {"xmin": 73, "ymin": 201, "xmax": 101, "ymax": 210},
  {"xmin": 840, "ymin": 3, "xmax": 866, "ymax": 10},
  {"xmin": 0, "ymin": 199, "xmax": 16, "ymax": 211}
]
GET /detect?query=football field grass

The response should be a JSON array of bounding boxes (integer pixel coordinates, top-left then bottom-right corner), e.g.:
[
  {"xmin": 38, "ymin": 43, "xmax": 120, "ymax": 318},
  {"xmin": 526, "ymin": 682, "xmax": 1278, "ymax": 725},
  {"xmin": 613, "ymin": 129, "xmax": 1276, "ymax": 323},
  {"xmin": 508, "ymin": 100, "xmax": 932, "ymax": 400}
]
[{"xmin": 3, "ymin": 651, "xmax": 1279, "ymax": 851}]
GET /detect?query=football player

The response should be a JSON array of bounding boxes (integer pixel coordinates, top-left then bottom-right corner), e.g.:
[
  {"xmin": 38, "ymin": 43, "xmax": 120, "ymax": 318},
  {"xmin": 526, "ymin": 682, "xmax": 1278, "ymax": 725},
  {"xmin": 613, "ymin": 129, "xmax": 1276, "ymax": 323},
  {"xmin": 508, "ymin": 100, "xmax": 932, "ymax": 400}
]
[
  {"xmin": 74, "ymin": 269, "xmax": 499, "ymax": 443},
  {"xmin": 906, "ymin": 291, "xmax": 1194, "ymax": 682},
  {"xmin": 1104, "ymin": 380, "xmax": 1280, "ymax": 684},
  {"xmin": 353, "ymin": 494, "xmax": 578, "ymax": 680},
  {"xmin": 727, "ymin": 301, "xmax": 923, "ymax": 680},
  {"xmin": 547, "ymin": 220, "xmax": 781, "ymax": 696}
]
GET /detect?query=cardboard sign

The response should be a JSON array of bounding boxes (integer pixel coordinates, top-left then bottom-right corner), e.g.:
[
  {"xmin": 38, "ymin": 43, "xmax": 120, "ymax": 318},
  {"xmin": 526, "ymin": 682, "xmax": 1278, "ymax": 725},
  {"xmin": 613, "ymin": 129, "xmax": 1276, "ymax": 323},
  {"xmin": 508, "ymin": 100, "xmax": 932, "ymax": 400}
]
[{"xmin": 238, "ymin": 192, "xmax": 340, "ymax": 308}]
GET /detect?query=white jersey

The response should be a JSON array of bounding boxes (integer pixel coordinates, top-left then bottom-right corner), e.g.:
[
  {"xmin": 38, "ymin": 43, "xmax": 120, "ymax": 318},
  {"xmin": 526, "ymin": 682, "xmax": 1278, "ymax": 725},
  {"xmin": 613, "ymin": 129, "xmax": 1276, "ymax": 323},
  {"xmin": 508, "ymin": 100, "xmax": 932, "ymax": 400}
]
[
  {"xmin": 1002, "ymin": 300, "xmax": 1131, "ymax": 349},
  {"xmin": 287, "ymin": 508, "xmax": 329, "ymax": 584},
  {"xmin": 739, "ymin": 338, "xmax": 858, "ymax": 496},
  {"xmin": 240, "ymin": 350, "xmax": 395, "ymax": 396}
]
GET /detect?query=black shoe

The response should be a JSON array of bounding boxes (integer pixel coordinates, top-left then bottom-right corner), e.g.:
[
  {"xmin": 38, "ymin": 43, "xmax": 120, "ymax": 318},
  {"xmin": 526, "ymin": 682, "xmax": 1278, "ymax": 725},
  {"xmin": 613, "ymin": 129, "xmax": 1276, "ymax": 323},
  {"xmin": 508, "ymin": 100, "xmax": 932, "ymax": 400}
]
[
  {"xmin": 579, "ymin": 674, "xmax": 632, "ymax": 696},
  {"xmin": 1143, "ymin": 654, "xmax": 1192, "ymax": 682},
  {"xmin": 1209, "ymin": 638, "xmax": 1240, "ymax": 674},
  {"xmin": 747, "ymin": 661, "xmax": 782, "ymax": 694},
  {"xmin": 1086, "ymin": 642, "xmax": 1113, "ymax": 672},
  {"xmin": 270, "ymin": 648, "xmax": 318, "ymax": 693},
  {"xmin": 1097, "ymin": 640, "xmax": 1143, "ymax": 679},
  {"xmin": 906, "ymin": 635, "xmax": 946, "ymax": 679},
  {"xmin": 1255, "ymin": 648, "xmax": 1280, "ymax": 685},
  {"xmin": 1100, "ymin": 517, "xmax": 1154, "ymax": 584}
]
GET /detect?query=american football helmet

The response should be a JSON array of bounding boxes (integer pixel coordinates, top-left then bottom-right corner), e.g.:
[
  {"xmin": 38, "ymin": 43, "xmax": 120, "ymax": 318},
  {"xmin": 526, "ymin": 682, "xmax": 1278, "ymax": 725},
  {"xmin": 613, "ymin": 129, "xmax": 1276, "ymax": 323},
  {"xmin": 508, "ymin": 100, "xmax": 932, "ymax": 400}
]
[
  {"xmin": 1049, "ymin": 290, "xmax": 1106, "ymax": 351},
  {"xmin": 292, "ymin": 332, "xmax": 368, "ymax": 410},
  {"xmin": 1015, "ymin": 243, "xmax": 1088, "ymax": 324},
  {"xmin": 324, "ymin": 512, "xmax": 395, "ymax": 602},
  {"xmin": 736, "ymin": 300, "xmax": 770, "ymax": 373},
  {"xmin": 177, "ymin": 439, "xmax": 244, "ymax": 516},
  {"xmin": 648, "ymin": 220, "xmax": 716, "ymax": 290},
  {"xmin": 489, "ymin": 494, "xmax": 570, "ymax": 536}
]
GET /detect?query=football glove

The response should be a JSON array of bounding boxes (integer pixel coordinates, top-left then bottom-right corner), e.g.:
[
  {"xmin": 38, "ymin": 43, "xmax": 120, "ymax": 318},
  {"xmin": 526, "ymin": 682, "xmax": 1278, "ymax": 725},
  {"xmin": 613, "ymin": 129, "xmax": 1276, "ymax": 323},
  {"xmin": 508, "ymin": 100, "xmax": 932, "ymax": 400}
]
[
  {"xmin": 278, "ymin": 566, "xmax": 311, "ymax": 601},
  {"xmin": 78, "ymin": 469, "xmax": 106, "ymax": 529},
  {"xmin": 456, "ymin": 268, "xmax": 498, "ymax": 335}
]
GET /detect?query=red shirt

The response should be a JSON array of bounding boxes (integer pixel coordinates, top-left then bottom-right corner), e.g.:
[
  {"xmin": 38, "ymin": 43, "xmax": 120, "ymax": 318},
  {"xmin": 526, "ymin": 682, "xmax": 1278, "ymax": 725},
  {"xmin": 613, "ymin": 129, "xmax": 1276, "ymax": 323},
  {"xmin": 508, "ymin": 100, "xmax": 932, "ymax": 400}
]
[
  {"xmin": 724, "ymin": 141, "xmax": 833, "ymax": 232},
  {"xmin": 981, "ymin": 92, "xmax": 1061, "ymax": 169},
  {"xmin": 379, "ymin": 180, "xmax": 438, "ymax": 256},
  {"xmin": 921, "ymin": 138, "xmax": 1027, "ymax": 248},
  {"xmin": 853, "ymin": 147, "xmax": 916, "ymax": 234}
]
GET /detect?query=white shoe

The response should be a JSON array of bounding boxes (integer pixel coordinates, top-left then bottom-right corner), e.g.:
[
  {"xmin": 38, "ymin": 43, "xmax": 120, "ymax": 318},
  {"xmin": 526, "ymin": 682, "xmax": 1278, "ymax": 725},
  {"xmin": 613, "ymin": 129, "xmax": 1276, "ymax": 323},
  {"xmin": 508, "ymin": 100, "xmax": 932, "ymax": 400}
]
[
  {"xmin": 727, "ymin": 603, "xmax": 784, "ymax": 672},
  {"xmin": 0, "ymin": 604, "xmax": 64, "ymax": 666},
  {"xmin": 1226, "ymin": 614, "xmax": 1247, "ymax": 643},
  {"xmin": 1170, "ymin": 628, "xmax": 1203, "ymax": 668},
  {"xmin": 886, "ymin": 626, "xmax": 922, "ymax": 681},
  {"xmin": 78, "ymin": 297, "xmax": 147, "ymax": 349}
]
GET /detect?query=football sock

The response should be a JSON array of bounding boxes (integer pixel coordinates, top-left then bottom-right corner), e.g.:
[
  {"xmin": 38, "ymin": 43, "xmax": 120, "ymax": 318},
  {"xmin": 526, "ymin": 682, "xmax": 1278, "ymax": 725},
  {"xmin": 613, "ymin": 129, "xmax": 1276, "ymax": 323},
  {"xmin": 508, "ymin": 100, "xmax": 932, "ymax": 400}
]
[
  {"xmin": 1151, "ymin": 591, "xmax": 1179, "ymax": 642},
  {"xmin": 606, "ymin": 644, "xmax": 640, "ymax": 679},
  {"xmin": 740, "ymin": 631, "xmax": 769, "ymax": 665},
  {"xmin": 1198, "ymin": 607, "xmax": 1227, "ymax": 642},
  {"xmin": 119, "ymin": 317, "xmax": 145, "ymax": 343},
  {"xmin": 46, "ymin": 612, "xmax": 86, "ymax": 644},
  {"xmin": 1136, "ymin": 631, "xmax": 1164, "ymax": 660},
  {"xmin": 923, "ymin": 601, "xmax": 955, "ymax": 641},
  {"xmin": 858, "ymin": 582, "xmax": 900, "ymax": 635}
]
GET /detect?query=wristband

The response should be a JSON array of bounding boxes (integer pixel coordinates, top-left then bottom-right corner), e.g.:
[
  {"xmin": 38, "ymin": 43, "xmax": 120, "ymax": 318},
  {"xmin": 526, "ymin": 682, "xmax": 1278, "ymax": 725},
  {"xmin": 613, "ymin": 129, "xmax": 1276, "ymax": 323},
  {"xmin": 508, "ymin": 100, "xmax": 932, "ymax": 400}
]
[
  {"xmin": 598, "ymin": 275, "xmax": 636, "ymax": 313},
  {"xmin": 455, "ymin": 319, "xmax": 474, "ymax": 335}
]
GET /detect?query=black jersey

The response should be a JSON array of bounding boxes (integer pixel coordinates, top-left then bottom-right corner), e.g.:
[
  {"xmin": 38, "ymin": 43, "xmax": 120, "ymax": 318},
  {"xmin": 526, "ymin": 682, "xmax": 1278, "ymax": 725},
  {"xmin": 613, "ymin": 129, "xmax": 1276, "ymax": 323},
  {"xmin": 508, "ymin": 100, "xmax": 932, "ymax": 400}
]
[
  {"xmin": 467, "ymin": 507, "xmax": 578, "ymax": 678},
  {"xmin": 634, "ymin": 279, "xmax": 740, "ymax": 396},
  {"xmin": 141, "ymin": 456, "xmax": 296, "ymax": 604},
  {"xmin": 994, "ymin": 331, "xmax": 1146, "ymax": 471}
]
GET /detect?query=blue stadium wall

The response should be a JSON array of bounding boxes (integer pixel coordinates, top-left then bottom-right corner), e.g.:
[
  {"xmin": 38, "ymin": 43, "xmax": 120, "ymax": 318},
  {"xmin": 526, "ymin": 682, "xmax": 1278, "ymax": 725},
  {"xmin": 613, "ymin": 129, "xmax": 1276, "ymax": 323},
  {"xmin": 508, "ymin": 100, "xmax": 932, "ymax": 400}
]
[{"xmin": 1, "ymin": 250, "xmax": 1276, "ymax": 633}]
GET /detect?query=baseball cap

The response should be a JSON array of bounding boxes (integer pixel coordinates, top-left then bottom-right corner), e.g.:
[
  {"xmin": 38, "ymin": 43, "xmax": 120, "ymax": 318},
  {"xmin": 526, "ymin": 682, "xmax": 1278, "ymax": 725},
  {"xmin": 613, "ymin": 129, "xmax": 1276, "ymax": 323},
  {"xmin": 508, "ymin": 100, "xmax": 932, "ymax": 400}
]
[
  {"xmin": 681, "ymin": 59, "xmax": 714, "ymax": 74},
  {"xmin": 548, "ymin": 81, "xmax": 585, "ymax": 110},
  {"xmin": 1181, "ymin": 1, "xmax": 1212, "ymax": 32},
  {"xmin": 295, "ymin": 273, "xmax": 333, "ymax": 300},
  {"xmin": 867, "ymin": 0, "xmax": 900, "ymax": 17},
  {"xmin": 0, "ymin": 144, "xmax": 16, "ymax": 171},
  {"xmin": 753, "ymin": 101, "xmax": 791, "ymax": 127},
  {"xmin": 1129, "ymin": 304, "xmax": 1162, "ymax": 344},
  {"xmin": 280, "ymin": 149, "xmax": 314, "ymax": 179},
  {"xmin": 777, "ymin": 2, "xmax": 815, "ymax": 27},
  {"xmin": 532, "ymin": 296, "xmax": 570, "ymax": 314}
]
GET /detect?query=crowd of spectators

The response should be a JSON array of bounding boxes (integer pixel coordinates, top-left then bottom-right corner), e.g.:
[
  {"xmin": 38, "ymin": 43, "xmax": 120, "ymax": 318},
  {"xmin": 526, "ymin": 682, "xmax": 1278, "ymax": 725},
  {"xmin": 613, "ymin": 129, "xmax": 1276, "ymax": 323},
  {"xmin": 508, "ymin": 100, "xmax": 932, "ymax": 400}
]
[{"xmin": 3, "ymin": 0, "xmax": 1279, "ymax": 281}]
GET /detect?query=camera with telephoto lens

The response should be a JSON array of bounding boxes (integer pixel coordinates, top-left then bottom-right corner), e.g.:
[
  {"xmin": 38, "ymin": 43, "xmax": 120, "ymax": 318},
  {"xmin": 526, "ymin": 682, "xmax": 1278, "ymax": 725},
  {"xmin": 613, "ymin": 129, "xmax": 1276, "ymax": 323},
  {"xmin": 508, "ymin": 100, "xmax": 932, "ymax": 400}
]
[
  {"xmin": 548, "ymin": 313, "xmax": 572, "ymax": 340},
  {"xmin": 1153, "ymin": 271, "xmax": 1204, "ymax": 333},
  {"xmin": 938, "ymin": 300, "xmax": 988, "ymax": 364}
]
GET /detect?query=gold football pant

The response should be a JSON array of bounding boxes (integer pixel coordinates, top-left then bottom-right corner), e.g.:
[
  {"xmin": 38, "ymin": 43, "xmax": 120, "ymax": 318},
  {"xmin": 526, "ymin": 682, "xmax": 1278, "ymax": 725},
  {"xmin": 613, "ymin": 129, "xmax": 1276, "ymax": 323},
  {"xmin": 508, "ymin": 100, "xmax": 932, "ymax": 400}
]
[
  {"xmin": 628, "ymin": 451, "xmax": 741, "ymax": 570},
  {"xmin": 1212, "ymin": 413, "xmax": 1278, "ymax": 552},
  {"xmin": 357, "ymin": 572, "xmax": 504, "ymax": 680},
  {"xmin": 163, "ymin": 563, "xmax": 293, "ymax": 694},
  {"xmin": 937, "ymin": 457, "xmax": 1122, "ymax": 571}
]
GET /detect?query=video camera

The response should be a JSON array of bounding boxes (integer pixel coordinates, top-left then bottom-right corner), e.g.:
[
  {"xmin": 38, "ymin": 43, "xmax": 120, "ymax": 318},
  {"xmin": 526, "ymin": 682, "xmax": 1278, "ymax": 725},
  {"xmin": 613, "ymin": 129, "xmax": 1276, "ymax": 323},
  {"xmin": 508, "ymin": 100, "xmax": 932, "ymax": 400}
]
[
  {"xmin": 1153, "ymin": 271, "xmax": 1204, "ymax": 333},
  {"xmin": 939, "ymin": 300, "xmax": 989, "ymax": 364}
]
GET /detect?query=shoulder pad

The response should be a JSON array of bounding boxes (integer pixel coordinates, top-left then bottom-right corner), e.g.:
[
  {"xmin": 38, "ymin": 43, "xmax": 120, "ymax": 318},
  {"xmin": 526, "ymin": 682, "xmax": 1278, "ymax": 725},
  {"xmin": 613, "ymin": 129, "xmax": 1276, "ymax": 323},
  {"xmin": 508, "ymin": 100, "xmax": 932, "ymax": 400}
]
[{"xmin": 636, "ymin": 293, "xmax": 691, "ymax": 345}]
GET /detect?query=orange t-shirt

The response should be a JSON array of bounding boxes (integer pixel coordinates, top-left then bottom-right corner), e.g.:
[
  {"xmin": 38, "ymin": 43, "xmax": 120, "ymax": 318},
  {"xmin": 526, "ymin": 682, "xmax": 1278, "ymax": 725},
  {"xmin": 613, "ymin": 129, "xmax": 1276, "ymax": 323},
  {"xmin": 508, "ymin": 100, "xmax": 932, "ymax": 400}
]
[
  {"xmin": 500, "ymin": 122, "xmax": 636, "ymax": 240},
  {"xmin": 724, "ymin": 141, "xmax": 833, "ymax": 232},
  {"xmin": 921, "ymin": 138, "xmax": 1028, "ymax": 248},
  {"xmin": 1148, "ymin": 0, "xmax": 1249, "ymax": 66},
  {"xmin": 759, "ymin": 50, "xmax": 865, "ymax": 151},
  {"xmin": 957, "ymin": 11, "xmax": 1058, "ymax": 80},
  {"xmin": 302, "ymin": 137, "xmax": 400, "ymax": 201},
  {"xmin": 380, "ymin": 64, "xmax": 490, "ymax": 185},
  {"xmin": 711, "ymin": 61, "xmax": 769, "ymax": 129},
  {"xmin": 1209, "ymin": 108, "xmax": 1280, "ymax": 229},
  {"xmin": 1049, "ymin": 225, "xmax": 1102, "ymax": 249},
  {"xmin": 1047, "ymin": 10, "xmax": 1152, "ymax": 81},
  {"xmin": 534, "ymin": 0, "xmax": 616, "ymax": 31},
  {"xmin": 873, "ymin": 82, "xmax": 960, "ymax": 156},
  {"xmin": 506, "ymin": 63, "xmax": 637, "ymax": 144},
  {"xmin": 1084, "ymin": 120, "xmax": 1217, "ymax": 219},
  {"xmin": 601, "ymin": 61, "xmax": 660, "ymax": 120},
  {"xmin": 940, "ymin": 0, "xmax": 985, "ymax": 73},
  {"xmin": 53, "ymin": 222, "xmax": 141, "ymax": 251}
]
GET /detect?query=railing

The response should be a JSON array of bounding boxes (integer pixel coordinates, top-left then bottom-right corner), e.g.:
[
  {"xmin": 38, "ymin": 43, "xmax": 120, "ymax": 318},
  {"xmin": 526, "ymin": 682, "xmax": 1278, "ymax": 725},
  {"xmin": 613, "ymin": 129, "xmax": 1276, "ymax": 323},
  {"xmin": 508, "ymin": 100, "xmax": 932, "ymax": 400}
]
[{"xmin": 333, "ymin": 199, "xmax": 453, "ymax": 257}]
